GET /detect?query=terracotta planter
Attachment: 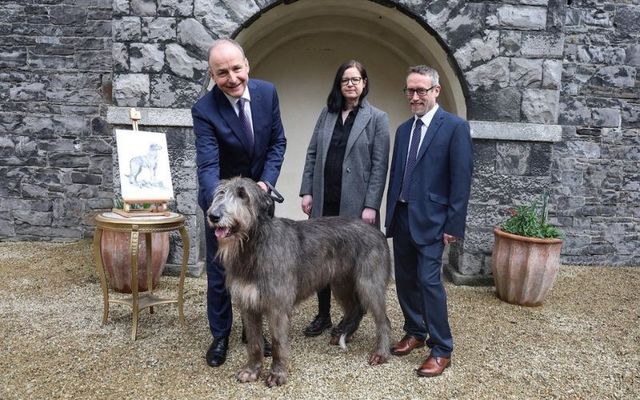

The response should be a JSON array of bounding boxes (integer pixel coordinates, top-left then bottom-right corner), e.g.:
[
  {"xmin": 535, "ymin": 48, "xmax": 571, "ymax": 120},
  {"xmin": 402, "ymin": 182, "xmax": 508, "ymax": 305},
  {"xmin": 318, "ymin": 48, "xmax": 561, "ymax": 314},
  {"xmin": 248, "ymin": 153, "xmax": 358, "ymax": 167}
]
[
  {"xmin": 491, "ymin": 227, "xmax": 563, "ymax": 306},
  {"xmin": 100, "ymin": 230, "xmax": 170, "ymax": 293}
]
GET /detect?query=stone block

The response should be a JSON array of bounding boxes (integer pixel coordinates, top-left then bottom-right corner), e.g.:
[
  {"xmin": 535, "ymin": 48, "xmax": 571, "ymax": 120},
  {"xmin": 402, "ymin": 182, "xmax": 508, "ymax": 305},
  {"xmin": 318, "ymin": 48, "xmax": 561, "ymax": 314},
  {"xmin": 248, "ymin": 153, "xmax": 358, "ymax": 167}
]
[
  {"xmin": 468, "ymin": 87, "xmax": 521, "ymax": 122},
  {"xmin": 521, "ymin": 32, "xmax": 564, "ymax": 57},
  {"xmin": 50, "ymin": 5, "xmax": 87, "ymax": 25},
  {"xmin": 112, "ymin": 42, "xmax": 128, "ymax": 71},
  {"xmin": 0, "ymin": 48, "xmax": 27, "ymax": 68},
  {"xmin": 131, "ymin": 0, "xmax": 157, "ymax": 16},
  {"xmin": 130, "ymin": 43, "xmax": 164, "ymax": 73},
  {"xmin": 522, "ymin": 89, "xmax": 560, "ymax": 124},
  {"xmin": 14, "ymin": 210, "xmax": 52, "ymax": 226},
  {"xmin": 499, "ymin": 30, "xmax": 522, "ymax": 56},
  {"xmin": 113, "ymin": 17, "xmax": 141, "ymax": 41},
  {"xmin": 626, "ymin": 44, "xmax": 640, "ymax": 67},
  {"xmin": 177, "ymin": 18, "xmax": 214, "ymax": 58},
  {"xmin": 592, "ymin": 108, "xmax": 621, "ymax": 128},
  {"xmin": 558, "ymin": 97, "xmax": 591, "ymax": 126},
  {"xmin": 510, "ymin": 58, "xmax": 543, "ymax": 87},
  {"xmin": 542, "ymin": 59, "xmax": 562, "ymax": 89},
  {"xmin": 113, "ymin": 73, "xmax": 150, "ymax": 107},
  {"xmin": 143, "ymin": 17, "xmax": 177, "ymax": 42},
  {"xmin": 454, "ymin": 31, "xmax": 499, "ymax": 71},
  {"xmin": 614, "ymin": 5, "xmax": 640, "ymax": 37},
  {"xmin": 577, "ymin": 45, "xmax": 625, "ymax": 65},
  {"xmin": 193, "ymin": 1, "xmax": 240, "ymax": 39},
  {"xmin": 113, "ymin": 0, "xmax": 130, "ymax": 15},
  {"xmin": 158, "ymin": 0, "xmax": 194, "ymax": 17},
  {"xmin": 165, "ymin": 43, "xmax": 207, "ymax": 79},
  {"xmin": 149, "ymin": 74, "xmax": 201, "ymax": 108},
  {"xmin": 588, "ymin": 66, "xmax": 636, "ymax": 89},
  {"xmin": 465, "ymin": 57, "xmax": 510, "ymax": 90},
  {"xmin": 492, "ymin": 5, "xmax": 547, "ymax": 30},
  {"xmin": 0, "ymin": 214, "xmax": 15, "ymax": 238}
]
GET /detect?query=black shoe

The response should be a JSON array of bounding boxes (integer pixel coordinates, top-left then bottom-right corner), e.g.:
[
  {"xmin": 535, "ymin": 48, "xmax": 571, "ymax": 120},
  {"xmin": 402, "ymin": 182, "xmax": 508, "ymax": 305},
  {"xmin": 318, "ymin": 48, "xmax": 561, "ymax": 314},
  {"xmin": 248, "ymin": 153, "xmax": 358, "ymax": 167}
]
[
  {"xmin": 206, "ymin": 336, "xmax": 229, "ymax": 367},
  {"xmin": 241, "ymin": 328, "xmax": 272, "ymax": 357},
  {"xmin": 303, "ymin": 314, "xmax": 333, "ymax": 337}
]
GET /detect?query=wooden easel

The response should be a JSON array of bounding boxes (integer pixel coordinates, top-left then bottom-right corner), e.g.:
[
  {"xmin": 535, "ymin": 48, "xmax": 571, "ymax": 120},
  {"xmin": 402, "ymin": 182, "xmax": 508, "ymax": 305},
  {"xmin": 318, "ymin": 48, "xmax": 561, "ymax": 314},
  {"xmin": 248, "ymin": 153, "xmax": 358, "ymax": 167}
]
[{"xmin": 112, "ymin": 108, "xmax": 171, "ymax": 218}]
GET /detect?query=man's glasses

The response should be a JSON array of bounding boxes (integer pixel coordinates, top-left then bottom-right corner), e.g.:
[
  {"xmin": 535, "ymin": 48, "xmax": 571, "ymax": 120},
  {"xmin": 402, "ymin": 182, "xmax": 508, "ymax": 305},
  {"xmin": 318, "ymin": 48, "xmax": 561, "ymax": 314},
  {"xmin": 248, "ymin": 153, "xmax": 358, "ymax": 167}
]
[
  {"xmin": 403, "ymin": 85, "xmax": 437, "ymax": 97},
  {"xmin": 341, "ymin": 77, "xmax": 363, "ymax": 85}
]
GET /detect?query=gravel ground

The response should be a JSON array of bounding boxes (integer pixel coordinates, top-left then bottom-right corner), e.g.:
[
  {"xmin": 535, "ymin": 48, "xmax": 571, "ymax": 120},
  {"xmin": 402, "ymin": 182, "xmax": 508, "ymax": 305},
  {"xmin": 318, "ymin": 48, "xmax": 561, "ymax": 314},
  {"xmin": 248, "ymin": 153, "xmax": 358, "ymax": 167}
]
[{"xmin": 0, "ymin": 240, "xmax": 638, "ymax": 399}]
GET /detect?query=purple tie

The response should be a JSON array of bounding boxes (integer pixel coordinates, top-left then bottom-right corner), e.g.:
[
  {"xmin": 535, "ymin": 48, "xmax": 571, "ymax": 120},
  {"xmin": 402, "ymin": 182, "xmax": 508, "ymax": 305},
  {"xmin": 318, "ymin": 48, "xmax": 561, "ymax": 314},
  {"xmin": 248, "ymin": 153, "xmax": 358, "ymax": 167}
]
[
  {"xmin": 400, "ymin": 118, "xmax": 424, "ymax": 201},
  {"xmin": 237, "ymin": 98, "xmax": 254, "ymax": 151}
]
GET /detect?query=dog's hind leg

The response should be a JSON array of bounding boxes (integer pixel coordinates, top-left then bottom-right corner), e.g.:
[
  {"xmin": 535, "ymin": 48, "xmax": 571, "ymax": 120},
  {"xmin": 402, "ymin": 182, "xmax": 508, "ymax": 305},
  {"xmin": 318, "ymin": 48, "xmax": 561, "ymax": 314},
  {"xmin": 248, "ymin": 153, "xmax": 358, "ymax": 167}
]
[
  {"xmin": 236, "ymin": 310, "xmax": 263, "ymax": 383},
  {"xmin": 265, "ymin": 309, "xmax": 290, "ymax": 387},
  {"xmin": 355, "ymin": 254, "xmax": 392, "ymax": 365},
  {"xmin": 330, "ymin": 281, "xmax": 365, "ymax": 346}
]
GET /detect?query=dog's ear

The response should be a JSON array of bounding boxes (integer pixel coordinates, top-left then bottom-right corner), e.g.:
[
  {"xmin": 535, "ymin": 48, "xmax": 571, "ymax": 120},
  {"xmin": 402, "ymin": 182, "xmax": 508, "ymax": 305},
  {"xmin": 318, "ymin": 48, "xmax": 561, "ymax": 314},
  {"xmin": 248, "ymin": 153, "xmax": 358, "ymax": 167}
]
[{"xmin": 256, "ymin": 188, "xmax": 275, "ymax": 218}]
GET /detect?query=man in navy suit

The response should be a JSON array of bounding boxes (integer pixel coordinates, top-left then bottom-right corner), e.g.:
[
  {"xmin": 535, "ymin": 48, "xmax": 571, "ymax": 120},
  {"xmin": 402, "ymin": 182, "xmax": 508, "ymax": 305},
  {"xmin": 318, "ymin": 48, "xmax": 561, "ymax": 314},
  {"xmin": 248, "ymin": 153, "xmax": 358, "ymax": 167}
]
[
  {"xmin": 192, "ymin": 38, "xmax": 286, "ymax": 367},
  {"xmin": 385, "ymin": 65, "xmax": 473, "ymax": 377}
]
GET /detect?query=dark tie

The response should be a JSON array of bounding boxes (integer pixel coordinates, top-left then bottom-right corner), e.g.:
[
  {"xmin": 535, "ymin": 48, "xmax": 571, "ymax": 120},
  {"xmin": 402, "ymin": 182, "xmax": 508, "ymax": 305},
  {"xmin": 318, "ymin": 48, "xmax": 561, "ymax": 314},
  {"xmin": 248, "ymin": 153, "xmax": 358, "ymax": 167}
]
[
  {"xmin": 237, "ymin": 98, "xmax": 254, "ymax": 151},
  {"xmin": 400, "ymin": 118, "xmax": 424, "ymax": 201}
]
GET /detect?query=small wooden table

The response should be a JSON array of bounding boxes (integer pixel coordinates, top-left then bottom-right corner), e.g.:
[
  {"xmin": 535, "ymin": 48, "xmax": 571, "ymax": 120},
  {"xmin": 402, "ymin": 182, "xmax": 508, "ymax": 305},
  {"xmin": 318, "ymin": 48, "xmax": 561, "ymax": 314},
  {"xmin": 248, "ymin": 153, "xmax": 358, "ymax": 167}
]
[{"xmin": 93, "ymin": 212, "xmax": 189, "ymax": 340}]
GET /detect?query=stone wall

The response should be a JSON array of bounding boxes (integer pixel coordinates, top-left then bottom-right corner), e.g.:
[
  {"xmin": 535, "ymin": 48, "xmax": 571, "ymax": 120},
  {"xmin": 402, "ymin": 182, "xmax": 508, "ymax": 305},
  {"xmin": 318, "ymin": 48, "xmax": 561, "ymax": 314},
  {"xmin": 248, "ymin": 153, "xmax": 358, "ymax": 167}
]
[
  {"xmin": 0, "ymin": 0, "xmax": 113, "ymax": 240},
  {"xmin": 556, "ymin": 0, "xmax": 640, "ymax": 266},
  {"xmin": 1, "ymin": 0, "xmax": 638, "ymax": 280}
]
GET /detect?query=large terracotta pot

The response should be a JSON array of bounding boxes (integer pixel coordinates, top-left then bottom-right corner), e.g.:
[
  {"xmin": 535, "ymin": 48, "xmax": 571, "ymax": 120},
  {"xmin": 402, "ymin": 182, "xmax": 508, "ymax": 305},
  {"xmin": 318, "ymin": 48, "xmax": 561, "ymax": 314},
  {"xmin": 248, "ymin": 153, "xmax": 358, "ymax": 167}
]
[
  {"xmin": 491, "ymin": 227, "xmax": 563, "ymax": 306},
  {"xmin": 100, "ymin": 231, "xmax": 170, "ymax": 293}
]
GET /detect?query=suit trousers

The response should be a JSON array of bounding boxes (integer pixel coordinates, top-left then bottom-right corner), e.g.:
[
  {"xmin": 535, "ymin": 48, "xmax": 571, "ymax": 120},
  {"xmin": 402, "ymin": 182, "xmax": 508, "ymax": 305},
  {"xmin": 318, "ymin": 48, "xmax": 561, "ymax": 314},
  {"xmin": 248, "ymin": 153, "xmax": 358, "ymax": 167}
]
[
  {"xmin": 392, "ymin": 202, "xmax": 453, "ymax": 357},
  {"xmin": 204, "ymin": 209, "xmax": 233, "ymax": 338}
]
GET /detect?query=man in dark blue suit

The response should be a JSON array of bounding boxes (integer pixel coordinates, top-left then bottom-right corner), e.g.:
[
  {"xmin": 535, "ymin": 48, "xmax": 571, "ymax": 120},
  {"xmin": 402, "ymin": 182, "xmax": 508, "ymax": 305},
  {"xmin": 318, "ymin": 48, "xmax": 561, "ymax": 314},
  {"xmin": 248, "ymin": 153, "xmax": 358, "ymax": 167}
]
[
  {"xmin": 385, "ymin": 65, "xmax": 473, "ymax": 377},
  {"xmin": 192, "ymin": 38, "xmax": 286, "ymax": 367}
]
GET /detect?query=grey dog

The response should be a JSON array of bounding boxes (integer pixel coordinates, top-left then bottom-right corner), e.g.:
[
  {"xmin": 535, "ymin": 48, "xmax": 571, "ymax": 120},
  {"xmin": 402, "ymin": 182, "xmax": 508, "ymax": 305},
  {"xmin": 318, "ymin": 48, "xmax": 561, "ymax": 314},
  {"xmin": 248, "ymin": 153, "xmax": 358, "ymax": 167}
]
[{"xmin": 208, "ymin": 177, "xmax": 392, "ymax": 387}]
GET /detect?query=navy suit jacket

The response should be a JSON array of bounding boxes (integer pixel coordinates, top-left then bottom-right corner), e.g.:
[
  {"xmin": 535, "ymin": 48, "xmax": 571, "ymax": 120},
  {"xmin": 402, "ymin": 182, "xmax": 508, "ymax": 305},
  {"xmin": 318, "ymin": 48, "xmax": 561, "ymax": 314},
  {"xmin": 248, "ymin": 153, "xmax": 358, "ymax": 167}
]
[
  {"xmin": 385, "ymin": 107, "xmax": 473, "ymax": 245},
  {"xmin": 192, "ymin": 79, "xmax": 286, "ymax": 211}
]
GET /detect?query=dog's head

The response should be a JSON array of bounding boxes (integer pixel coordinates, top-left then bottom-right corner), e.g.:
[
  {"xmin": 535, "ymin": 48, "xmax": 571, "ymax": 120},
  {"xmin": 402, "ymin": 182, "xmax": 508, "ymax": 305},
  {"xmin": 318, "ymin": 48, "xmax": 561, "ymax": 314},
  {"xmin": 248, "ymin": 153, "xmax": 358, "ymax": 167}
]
[
  {"xmin": 207, "ymin": 177, "xmax": 274, "ymax": 242},
  {"xmin": 149, "ymin": 143, "xmax": 163, "ymax": 152}
]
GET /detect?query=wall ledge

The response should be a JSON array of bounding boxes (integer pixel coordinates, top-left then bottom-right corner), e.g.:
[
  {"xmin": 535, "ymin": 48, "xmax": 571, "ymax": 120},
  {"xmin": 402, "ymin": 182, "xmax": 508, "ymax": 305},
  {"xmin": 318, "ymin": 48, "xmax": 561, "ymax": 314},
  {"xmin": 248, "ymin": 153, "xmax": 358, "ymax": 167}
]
[
  {"xmin": 107, "ymin": 106, "xmax": 193, "ymax": 127},
  {"xmin": 106, "ymin": 107, "xmax": 563, "ymax": 142}
]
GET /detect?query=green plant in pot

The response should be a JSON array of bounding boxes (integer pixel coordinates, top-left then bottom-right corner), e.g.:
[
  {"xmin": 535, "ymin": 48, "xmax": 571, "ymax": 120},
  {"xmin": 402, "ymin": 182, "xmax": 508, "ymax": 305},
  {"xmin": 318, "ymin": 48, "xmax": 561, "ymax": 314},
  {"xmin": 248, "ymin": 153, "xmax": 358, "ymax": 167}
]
[
  {"xmin": 491, "ymin": 193, "xmax": 563, "ymax": 306},
  {"xmin": 99, "ymin": 197, "xmax": 170, "ymax": 293}
]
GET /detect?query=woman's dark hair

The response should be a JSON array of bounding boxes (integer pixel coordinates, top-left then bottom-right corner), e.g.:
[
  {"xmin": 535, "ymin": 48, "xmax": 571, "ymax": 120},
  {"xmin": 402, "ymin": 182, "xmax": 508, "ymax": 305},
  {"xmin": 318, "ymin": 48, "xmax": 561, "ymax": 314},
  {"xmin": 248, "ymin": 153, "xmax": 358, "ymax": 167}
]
[{"xmin": 326, "ymin": 60, "xmax": 369, "ymax": 113}]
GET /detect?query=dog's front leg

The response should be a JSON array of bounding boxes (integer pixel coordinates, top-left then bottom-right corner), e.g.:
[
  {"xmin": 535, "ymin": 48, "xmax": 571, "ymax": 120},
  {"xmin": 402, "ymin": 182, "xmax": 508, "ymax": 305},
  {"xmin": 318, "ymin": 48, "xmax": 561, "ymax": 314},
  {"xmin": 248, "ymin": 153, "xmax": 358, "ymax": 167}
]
[
  {"xmin": 265, "ymin": 310, "xmax": 290, "ymax": 387},
  {"xmin": 236, "ymin": 310, "xmax": 263, "ymax": 383}
]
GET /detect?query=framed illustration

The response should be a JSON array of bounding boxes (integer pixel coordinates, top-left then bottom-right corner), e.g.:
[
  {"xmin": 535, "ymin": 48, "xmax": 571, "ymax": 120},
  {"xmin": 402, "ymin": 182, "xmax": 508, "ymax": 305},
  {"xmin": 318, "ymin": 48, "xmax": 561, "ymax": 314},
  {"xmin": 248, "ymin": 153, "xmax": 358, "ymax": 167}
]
[{"xmin": 115, "ymin": 129, "xmax": 174, "ymax": 203}]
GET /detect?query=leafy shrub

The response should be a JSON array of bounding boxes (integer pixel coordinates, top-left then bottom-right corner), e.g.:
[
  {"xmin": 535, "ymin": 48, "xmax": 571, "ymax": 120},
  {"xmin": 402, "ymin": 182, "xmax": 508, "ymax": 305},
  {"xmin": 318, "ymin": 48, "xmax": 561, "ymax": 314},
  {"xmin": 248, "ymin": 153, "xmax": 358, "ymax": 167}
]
[{"xmin": 501, "ymin": 193, "xmax": 562, "ymax": 239}]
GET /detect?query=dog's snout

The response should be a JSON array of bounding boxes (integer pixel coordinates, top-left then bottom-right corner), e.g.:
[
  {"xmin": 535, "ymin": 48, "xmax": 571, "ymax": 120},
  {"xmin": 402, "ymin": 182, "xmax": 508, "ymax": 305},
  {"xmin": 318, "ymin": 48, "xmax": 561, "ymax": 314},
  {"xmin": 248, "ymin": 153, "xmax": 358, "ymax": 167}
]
[{"xmin": 208, "ymin": 209, "xmax": 222, "ymax": 224}]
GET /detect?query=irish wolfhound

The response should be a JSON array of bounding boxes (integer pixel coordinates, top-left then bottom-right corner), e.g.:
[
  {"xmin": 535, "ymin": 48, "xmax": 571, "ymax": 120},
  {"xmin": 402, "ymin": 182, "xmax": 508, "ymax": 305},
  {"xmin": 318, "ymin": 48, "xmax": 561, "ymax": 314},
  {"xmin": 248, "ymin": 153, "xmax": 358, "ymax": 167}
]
[
  {"xmin": 126, "ymin": 143, "xmax": 162, "ymax": 186},
  {"xmin": 208, "ymin": 177, "xmax": 392, "ymax": 387}
]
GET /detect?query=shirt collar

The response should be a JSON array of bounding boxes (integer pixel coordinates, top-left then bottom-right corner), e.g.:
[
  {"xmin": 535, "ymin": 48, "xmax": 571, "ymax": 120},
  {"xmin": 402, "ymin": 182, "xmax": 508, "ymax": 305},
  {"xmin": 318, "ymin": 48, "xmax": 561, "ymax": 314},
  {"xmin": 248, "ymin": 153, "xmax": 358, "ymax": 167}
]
[
  {"xmin": 415, "ymin": 103, "xmax": 439, "ymax": 127},
  {"xmin": 223, "ymin": 84, "xmax": 251, "ymax": 107}
]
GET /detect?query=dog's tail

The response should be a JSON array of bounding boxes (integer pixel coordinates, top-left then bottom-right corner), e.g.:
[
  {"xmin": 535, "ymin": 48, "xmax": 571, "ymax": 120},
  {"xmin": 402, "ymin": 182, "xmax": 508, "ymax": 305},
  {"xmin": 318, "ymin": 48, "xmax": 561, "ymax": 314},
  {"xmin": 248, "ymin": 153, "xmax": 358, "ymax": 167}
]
[{"xmin": 339, "ymin": 334, "xmax": 348, "ymax": 351}]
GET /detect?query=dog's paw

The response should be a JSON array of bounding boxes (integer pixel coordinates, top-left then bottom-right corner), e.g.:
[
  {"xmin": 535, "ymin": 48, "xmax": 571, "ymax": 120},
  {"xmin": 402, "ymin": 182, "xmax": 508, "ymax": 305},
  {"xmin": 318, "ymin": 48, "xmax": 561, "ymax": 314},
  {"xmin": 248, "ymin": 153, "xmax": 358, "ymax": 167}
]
[
  {"xmin": 265, "ymin": 370, "xmax": 287, "ymax": 387},
  {"xmin": 368, "ymin": 352, "xmax": 389, "ymax": 366},
  {"xmin": 236, "ymin": 366, "xmax": 261, "ymax": 383}
]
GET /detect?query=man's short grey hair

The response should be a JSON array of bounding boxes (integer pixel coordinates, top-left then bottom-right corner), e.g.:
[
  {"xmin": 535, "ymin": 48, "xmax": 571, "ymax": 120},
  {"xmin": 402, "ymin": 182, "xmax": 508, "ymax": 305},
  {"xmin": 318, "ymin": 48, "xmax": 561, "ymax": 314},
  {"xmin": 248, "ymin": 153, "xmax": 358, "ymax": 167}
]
[
  {"xmin": 208, "ymin": 38, "xmax": 246, "ymax": 62},
  {"xmin": 408, "ymin": 65, "xmax": 439, "ymax": 86}
]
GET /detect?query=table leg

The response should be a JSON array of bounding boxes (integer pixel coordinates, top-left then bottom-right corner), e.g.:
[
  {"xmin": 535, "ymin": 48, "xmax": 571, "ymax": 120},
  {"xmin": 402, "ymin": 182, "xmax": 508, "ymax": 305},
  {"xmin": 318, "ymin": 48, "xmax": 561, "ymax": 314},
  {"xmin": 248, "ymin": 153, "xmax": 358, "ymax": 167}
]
[
  {"xmin": 93, "ymin": 227, "xmax": 109, "ymax": 325},
  {"xmin": 130, "ymin": 226, "xmax": 140, "ymax": 341},
  {"xmin": 145, "ymin": 232, "xmax": 154, "ymax": 315},
  {"xmin": 178, "ymin": 225, "xmax": 190, "ymax": 324}
]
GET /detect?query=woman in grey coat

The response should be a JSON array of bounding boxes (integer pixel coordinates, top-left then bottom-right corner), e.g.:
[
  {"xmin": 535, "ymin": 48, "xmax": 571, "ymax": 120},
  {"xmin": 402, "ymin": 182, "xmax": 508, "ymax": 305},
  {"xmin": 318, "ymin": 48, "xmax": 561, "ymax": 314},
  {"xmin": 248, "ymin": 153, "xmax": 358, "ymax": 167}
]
[{"xmin": 299, "ymin": 60, "xmax": 390, "ymax": 341}]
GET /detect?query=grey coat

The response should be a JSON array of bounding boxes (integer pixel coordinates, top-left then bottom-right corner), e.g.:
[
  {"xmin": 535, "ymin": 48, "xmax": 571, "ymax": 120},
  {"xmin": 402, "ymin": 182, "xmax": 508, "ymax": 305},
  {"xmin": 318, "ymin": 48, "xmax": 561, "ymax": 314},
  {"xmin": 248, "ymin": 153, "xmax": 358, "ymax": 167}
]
[{"xmin": 299, "ymin": 99, "xmax": 390, "ymax": 219}]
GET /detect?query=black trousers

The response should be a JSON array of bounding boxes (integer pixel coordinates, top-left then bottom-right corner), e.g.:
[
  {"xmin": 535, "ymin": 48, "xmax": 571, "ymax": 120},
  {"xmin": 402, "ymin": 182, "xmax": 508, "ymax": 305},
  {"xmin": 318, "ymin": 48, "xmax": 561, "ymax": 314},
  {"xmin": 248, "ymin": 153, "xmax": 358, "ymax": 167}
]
[{"xmin": 316, "ymin": 200, "xmax": 340, "ymax": 316}]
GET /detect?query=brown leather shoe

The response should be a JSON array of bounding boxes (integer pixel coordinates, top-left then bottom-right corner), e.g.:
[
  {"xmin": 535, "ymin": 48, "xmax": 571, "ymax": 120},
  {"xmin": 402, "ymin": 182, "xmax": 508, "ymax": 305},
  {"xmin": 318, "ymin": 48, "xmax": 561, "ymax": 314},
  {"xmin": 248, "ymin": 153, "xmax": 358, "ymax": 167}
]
[
  {"xmin": 390, "ymin": 334, "xmax": 425, "ymax": 356},
  {"xmin": 416, "ymin": 355, "xmax": 451, "ymax": 377}
]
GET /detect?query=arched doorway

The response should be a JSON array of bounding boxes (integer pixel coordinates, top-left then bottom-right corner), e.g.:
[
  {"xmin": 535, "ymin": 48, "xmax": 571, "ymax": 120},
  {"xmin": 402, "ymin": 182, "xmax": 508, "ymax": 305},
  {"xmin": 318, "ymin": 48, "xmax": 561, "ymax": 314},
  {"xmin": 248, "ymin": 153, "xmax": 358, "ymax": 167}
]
[{"xmin": 236, "ymin": 0, "xmax": 466, "ymax": 219}]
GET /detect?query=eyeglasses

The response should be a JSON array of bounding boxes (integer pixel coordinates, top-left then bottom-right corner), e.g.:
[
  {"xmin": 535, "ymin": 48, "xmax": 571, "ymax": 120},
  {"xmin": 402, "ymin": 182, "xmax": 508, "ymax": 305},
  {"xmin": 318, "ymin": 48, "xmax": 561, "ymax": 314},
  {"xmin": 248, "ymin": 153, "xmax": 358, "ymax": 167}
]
[
  {"xmin": 341, "ymin": 77, "xmax": 363, "ymax": 85},
  {"xmin": 403, "ymin": 85, "xmax": 437, "ymax": 97}
]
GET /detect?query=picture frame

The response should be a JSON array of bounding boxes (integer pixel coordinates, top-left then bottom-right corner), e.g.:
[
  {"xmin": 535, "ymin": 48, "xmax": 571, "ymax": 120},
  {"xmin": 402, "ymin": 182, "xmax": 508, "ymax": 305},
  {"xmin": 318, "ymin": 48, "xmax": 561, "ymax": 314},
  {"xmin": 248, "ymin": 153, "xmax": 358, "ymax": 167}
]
[{"xmin": 115, "ymin": 129, "xmax": 174, "ymax": 203}]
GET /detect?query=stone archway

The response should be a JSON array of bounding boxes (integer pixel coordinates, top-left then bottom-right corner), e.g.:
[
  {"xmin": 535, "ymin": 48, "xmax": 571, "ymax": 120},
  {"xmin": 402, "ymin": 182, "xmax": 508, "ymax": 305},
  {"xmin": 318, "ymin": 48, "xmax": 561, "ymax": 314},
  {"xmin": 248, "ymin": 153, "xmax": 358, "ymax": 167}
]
[{"xmin": 234, "ymin": 0, "xmax": 467, "ymax": 219}]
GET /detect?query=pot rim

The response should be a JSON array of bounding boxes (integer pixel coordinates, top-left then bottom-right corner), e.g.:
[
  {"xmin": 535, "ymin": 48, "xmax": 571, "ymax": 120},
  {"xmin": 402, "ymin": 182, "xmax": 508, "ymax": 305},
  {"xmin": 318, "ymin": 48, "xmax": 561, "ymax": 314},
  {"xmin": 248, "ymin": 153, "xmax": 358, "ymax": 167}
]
[{"xmin": 494, "ymin": 227, "xmax": 563, "ymax": 244}]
